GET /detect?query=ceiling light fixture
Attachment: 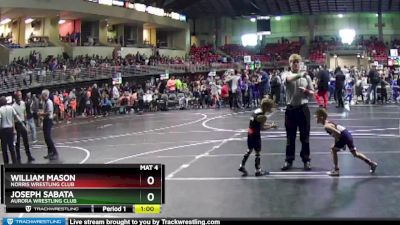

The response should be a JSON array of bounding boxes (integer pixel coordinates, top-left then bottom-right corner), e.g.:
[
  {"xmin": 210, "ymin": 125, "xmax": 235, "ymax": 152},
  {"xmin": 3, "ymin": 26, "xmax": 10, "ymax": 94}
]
[
  {"xmin": 25, "ymin": 18, "xmax": 34, "ymax": 24},
  {"xmin": 0, "ymin": 18, "xmax": 12, "ymax": 25}
]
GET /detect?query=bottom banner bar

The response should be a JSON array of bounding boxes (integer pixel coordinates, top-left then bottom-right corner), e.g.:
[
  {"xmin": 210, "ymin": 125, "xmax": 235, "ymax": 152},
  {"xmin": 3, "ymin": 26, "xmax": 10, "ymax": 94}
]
[
  {"xmin": 66, "ymin": 218, "xmax": 398, "ymax": 225},
  {"xmin": 67, "ymin": 218, "xmax": 222, "ymax": 225}
]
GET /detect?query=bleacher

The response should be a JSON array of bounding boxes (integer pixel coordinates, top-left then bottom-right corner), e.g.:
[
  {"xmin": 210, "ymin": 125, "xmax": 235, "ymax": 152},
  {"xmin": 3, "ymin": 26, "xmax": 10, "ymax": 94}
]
[
  {"xmin": 27, "ymin": 36, "xmax": 51, "ymax": 47},
  {"xmin": 365, "ymin": 40, "xmax": 387, "ymax": 62},
  {"xmin": 264, "ymin": 41, "xmax": 302, "ymax": 61},
  {"xmin": 189, "ymin": 45, "xmax": 221, "ymax": 63},
  {"xmin": 0, "ymin": 36, "xmax": 20, "ymax": 48},
  {"xmin": 220, "ymin": 44, "xmax": 270, "ymax": 62},
  {"xmin": 1, "ymin": 43, "xmax": 21, "ymax": 48},
  {"xmin": 308, "ymin": 36, "xmax": 388, "ymax": 64},
  {"xmin": 309, "ymin": 41, "xmax": 328, "ymax": 64},
  {"xmin": 309, "ymin": 50, "xmax": 326, "ymax": 64},
  {"xmin": 218, "ymin": 41, "xmax": 303, "ymax": 63}
]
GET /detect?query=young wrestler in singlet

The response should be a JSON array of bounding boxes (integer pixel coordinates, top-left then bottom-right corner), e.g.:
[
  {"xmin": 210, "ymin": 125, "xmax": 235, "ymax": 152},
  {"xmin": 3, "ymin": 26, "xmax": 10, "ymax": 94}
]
[
  {"xmin": 238, "ymin": 98, "xmax": 277, "ymax": 176},
  {"xmin": 315, "ymin": 108, "xmax": 378, "ymax": 176}
]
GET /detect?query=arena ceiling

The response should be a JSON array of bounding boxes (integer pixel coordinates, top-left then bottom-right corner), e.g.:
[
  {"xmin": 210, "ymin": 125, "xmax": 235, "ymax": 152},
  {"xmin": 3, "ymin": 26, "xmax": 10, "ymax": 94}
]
[{"xmin": 136, "ymin": 0, "xmax": 400, "ymax": 17}]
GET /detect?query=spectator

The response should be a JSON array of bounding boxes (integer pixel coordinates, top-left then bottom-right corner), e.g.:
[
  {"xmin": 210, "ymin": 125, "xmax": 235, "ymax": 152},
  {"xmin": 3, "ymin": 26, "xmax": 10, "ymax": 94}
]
[
  {"xmin": 0, "ymin": 96, "xmax": 23, "ymax": 164},
  {"xmin": 167, "ymin": 75, "xmax": 177, "ymax": 93},
  {"xmin": 112, "ymin": 84, "xmax": 120, "ymax": 103},
  {"xmin": 31, "ymin": 94, "xmax": 40, "ymax": 126},
  {"xmin": 91, "ymin": 83, "xmax": 100, "ymax": 116},
  {"xmin": 26, "ymin": 93, "xmax": 37, "ymax": 143},
  {"xmin": 13, "ymin": 91, "xmax": 35, "ymax": 163},
  {"xmin": 260, "ymin": 70, "xmax": 270, "ymax": 98},
  {"xmin": 175, "ymin": 77, "xmax": 183, "ymax": 92},
  {"xmin": 225, "ymin": 70, "xmax": 240, "ymax": 110},
  {"xmin": 315, "ymin": 65, "xmax": 330, "ymax": 108},
  {"xmin": 69, "ymin": 97, "xmax": 77, "ymax": 120},
  {"xmin": 380, "ymin": 73, "xmax": 389, "ymax": 104},
  {"xmin": 221, "ymin": 81, "xmax": 229, "ymax": 107},
  {"xmin": 355, "ymin": 75, "xmax": 365, "ymax": 104},
  {"xmin": 366, "ymin": 65, "xmax": 380, "ymax": 104},
  {"xmin": 38, "ymin": 89, "xmax": 58, "ymax": 160},
  {"xmin": 270, "ymin": 71, "xmax": 282, "ymax": 105},
  {"xmin": 335, "ymin": 66, "xmax": 346, "ymax": 108},
  {"xmin": 100, "ymin": 95, "xmax": 112, "ymax": 116}
]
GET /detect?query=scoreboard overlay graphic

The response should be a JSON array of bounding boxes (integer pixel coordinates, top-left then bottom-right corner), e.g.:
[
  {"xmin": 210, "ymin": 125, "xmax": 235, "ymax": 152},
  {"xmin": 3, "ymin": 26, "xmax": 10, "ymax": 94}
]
[{"xmin": 0, "ymin": 164, "xmax": 165, "ymax": 213}]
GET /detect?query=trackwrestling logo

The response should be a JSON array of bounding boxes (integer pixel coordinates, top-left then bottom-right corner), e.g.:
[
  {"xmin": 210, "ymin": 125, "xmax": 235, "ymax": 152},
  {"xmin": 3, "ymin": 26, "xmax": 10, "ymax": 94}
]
[{"xmin": 2, "ymin": 218, "xmax": 65, "ymax": 225}]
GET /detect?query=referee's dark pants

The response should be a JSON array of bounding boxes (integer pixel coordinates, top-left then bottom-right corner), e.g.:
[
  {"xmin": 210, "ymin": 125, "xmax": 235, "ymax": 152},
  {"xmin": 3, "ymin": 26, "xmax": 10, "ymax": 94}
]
[
  {"xmin": 15, "ymin": 122, "xmax": 33, "ymax": 162},
  {"xmin": 0, "ymin": 128, "xmax": 18, "ymax": 164},
  {"xmin": 43, "ymin": 118, "xmax": 58, "ymax": 157},
  {"xmin": 284, "ymin": 104, "xmax": 311, "ymax": 163}
]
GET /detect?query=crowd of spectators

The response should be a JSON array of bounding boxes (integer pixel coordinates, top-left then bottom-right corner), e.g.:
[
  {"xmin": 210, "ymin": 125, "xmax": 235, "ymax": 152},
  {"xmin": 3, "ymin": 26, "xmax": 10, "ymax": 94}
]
[
  {"xmin": 309, "ymin": 35, "xmax": 391, "ymax": 64},
  {"xmin": 9, "ymin": 66, "xmax": 277, "ymax": 126},
  {"xmin": 0, "ymin": 33, "xmax": 20, "ymax": 48},
  {"xmin": 264, "ymin": 41, "xmax": 302, "ymax": 62},
  {"xmin": 3, "ymin": 54, "xmax": 400, "ymax": 133},
  {"xmin": 189, "ymin": 44, "xmax": 221, "ymax": 64},
  {"xmin": 219, "ymin": 41, "xmax": 302, "ymax": 63},
  {"xmin": 0, "ymin": 47, "xmax": 235, "ymax": 93},
  {"xmin": 220, "ymin": 44, "xmax": 269, "ymax": 62}
]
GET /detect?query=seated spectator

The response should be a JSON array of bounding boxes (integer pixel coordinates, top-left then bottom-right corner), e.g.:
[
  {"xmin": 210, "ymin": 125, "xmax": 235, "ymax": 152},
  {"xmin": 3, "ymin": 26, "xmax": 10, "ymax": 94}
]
[
  {"xmin": 167, "ymin": 76, "xmax": 177, "ymax": 93},
  {"xmin": 100, "ymin": 95, "xmax": 112, "ymax": 116},
  {"xmin": 143, "ymin": 90, "xmax": 153, "ymax": 104},
  {"xmin": 119, "ymin": 93, "xmax": 130, "ymax": 114}
]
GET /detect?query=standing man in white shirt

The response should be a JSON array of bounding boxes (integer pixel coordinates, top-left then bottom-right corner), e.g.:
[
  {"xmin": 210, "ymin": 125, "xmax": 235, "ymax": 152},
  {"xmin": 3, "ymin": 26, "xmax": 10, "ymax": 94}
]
[
  {"xmin": 13, "ymin": 91, "xmax": 35, "ymax": 163},
  {"xmin": 112, "ymin": 84, "xmax": 120, "ymax": 104},
  {"xmin": 281, "ymin": 54, "xmax": 314, "ymax": 171},
  {"xmin": 26, "ymin": 92, "xmax": 37, "ymax": 143},
  {"xmin": 38, "ymin": 89, "xmax": 58, "ymax": 160},
  {"xmin": 0, "ymin": 96, "xmax": 24, "ymax": 164},
  {"xmin": 225, "ymin": 70, "xmax": 240, "ymax": 110}
]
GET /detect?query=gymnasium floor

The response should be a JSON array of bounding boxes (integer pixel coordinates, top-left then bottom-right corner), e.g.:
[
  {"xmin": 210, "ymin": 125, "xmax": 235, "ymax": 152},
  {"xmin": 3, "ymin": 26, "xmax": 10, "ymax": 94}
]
[{"xmin": 1, "ymin": 103, "xmax": 400, "ymax": 219}]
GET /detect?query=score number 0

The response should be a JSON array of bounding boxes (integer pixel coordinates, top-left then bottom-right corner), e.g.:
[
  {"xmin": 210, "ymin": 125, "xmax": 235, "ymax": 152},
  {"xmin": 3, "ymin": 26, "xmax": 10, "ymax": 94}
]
[{"xmin": 147, "ymin": 176, "xmax": 154, "ymax": 201}]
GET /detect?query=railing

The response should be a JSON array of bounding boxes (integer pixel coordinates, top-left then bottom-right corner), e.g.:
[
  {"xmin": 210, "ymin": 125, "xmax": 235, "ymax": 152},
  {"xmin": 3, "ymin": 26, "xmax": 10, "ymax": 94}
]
[{"xmin": 0, "ymin": 63, "xmax": 237, "ymax": 94}]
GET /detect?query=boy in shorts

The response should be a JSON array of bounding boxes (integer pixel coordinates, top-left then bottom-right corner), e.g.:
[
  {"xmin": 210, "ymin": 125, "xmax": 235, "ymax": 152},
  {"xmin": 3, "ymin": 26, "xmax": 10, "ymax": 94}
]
[
  {"xmin": 238, "ymin": 98, "xmax": 277, "ymax": 176},
  {"xmin": 315, "ymin": 108, "xmax": 378, "ymax": 176}
]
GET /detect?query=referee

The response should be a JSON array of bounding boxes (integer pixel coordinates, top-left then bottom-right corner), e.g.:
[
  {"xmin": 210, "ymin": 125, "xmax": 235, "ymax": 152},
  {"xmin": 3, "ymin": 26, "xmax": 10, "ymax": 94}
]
[
  {"xmin": 281, "ymin": 54, "xmax": 314, "ymax": 171},
  {"xmin": 0, "ymin": 96, "xmax": 24, "ymax": 164},
  {"xmin": 39, "ymin": 89, "xmax": 58, "ymax": 160}
]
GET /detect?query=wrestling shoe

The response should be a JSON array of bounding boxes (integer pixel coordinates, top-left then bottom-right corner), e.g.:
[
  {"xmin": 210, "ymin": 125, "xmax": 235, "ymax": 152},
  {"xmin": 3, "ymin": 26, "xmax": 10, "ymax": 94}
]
[
  {"xmin": 328, "ymin": 169, "xmax": 340, "ymax": 176},
  {"xmin": 238, "ymin": 166, "xmax": 248, "ymax": 176},
  {"xmin": 255, "ymin": 169, "xmax": 269, "ymax": 176},
  {"xmin": 370, "ymin": 162, "xmax": 378, "ymax": 174}
]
